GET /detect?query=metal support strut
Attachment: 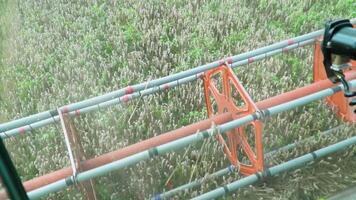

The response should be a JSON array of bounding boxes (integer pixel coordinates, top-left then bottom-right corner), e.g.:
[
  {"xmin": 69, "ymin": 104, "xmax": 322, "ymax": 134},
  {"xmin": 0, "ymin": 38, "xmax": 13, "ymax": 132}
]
[
  {"xmin": 58, "ymin": 109, "xmax": 97, "ymax": 200},
  {"xmin": 203, "ymin": 64, "xmax": 264, "ymax": 175}
]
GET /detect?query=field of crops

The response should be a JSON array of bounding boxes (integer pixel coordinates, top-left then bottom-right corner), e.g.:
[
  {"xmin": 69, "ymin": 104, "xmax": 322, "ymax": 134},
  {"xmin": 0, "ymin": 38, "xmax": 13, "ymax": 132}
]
[{"xmin": 0, "ymin": 0, "xmax": 356, "ymax": 199}]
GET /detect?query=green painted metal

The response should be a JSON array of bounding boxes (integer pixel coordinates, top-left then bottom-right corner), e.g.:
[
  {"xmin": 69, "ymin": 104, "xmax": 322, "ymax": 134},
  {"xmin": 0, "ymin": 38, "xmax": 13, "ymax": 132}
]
[{"xmin": 0, "ymin": 137, "xmax": 29, "ymax": 200}]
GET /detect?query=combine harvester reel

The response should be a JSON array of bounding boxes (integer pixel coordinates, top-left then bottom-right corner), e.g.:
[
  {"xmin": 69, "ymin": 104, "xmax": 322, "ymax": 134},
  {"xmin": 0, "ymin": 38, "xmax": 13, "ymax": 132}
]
[
  {"xmin": 0, "ymin": 19, "xmax": 355, "ymax": 199},
  {"xmin": 200, "ymin": 18, "xmax": 356, "ymax": 177},
  {"xmin": 192, "ymin": 19, "xmax": 356, "ymax": 199},
  {"xmin": 203, "ymin": 64, "xmax": 264, "ymax": 175}
]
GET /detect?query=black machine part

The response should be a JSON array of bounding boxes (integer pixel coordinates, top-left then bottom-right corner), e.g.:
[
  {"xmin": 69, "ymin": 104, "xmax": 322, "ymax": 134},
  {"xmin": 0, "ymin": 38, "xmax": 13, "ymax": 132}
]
[
  {"xmin": 321, "ymin": 19, "xmax": 356, "ymax": 110},
  {"xmin": 328, "ymin": 27, "xmax": 356, "ymax": 59},
  {"xmin": 0, "ymin": 137, "xmax": 29, "ymax": 200},
  {"xmin": 321, "ymin": 19, "xmax": 356, "ymax": 82}
]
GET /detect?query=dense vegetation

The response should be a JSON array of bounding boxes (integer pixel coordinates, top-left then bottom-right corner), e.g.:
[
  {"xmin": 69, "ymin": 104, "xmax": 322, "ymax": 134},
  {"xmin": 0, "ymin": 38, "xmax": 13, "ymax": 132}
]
[{"xmin": 0, "ymin": 0, "xmax": 355, "ymax": 199}]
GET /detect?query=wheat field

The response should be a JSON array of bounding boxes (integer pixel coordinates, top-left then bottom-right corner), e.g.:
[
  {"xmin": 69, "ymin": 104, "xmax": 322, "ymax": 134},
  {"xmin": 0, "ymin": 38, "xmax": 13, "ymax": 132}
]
[{"xmin": 0, "ymin": 0, "xmax": 355, "ymax": 199}]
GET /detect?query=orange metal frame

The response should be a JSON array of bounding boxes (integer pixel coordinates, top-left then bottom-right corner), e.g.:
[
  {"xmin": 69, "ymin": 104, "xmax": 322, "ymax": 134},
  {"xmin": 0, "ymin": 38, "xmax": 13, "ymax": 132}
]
[
  {"xmin": 202, "ymin": 27, "xmax": 356, "ymax": 174},
  {"xmin": 1, "ymin": 70, "xmax": 355, "ymax": 199},
  {"xmin": 1, "ymin": 27, "xmax": 356, "ymax": 199},
  {"xmin": 203, "ymin": 64, "xmax": 264, "ymax": 175}
]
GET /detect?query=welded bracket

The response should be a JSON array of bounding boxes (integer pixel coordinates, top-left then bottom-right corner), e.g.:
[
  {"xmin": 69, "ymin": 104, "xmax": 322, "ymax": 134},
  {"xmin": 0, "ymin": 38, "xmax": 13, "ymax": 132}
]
[
  {"xmin": 58, "ymin": 109, "xmax": 98, "ymax": 200},
  {"xmin": 202, "ymin": 64, "xmax": 264, "ymax": 175}
]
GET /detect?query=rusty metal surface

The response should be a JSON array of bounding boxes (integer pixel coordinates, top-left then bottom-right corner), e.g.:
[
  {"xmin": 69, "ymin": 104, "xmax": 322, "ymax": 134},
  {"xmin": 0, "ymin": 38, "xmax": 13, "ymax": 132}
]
[{"xmin": 61, "ymin": 113, "xmax": 98, "ymax": 200}]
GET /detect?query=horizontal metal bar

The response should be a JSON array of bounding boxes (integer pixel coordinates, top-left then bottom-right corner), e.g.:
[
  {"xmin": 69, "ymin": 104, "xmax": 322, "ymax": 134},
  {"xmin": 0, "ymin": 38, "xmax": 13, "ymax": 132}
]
[
  {"xmin": 0, "ymin": 39, "xmax": 316, "ymax": 139},
  {"xmin": 192, "ymin": 128, "xmax": 356, "ymax": 200},
  {"xmin": 15, "ymin": 68, "xmax": 355, "ymax": 196},
  {"xmin": 2, "ymin": 113, "xmax": 232, "ymax": 199},
  {"xmin": 27, "ymin": 79, "xmax": 356, "ymax": 199},
  {"xmin": 152, "ymin": 125, "xmax": 344, "ymax": 199},
  {"xmin": 1, "ymin": 21, "xmax": 335, "ymax": 135}
]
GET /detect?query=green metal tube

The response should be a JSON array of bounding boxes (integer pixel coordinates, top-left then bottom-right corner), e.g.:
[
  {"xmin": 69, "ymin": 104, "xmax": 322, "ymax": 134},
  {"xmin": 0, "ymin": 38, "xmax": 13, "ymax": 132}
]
[{"xmin": 0, "ymin": 137, "xmax": 29, "ymax": 200}]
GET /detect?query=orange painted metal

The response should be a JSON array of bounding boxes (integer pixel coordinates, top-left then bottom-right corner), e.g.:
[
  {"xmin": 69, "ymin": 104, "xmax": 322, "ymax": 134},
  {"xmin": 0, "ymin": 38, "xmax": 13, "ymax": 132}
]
[
  {"xmin": 313, "ymin": 31, "xmax": 356, "ymax": 122},
  {"xmin": 203, "ymin": 64, "xmax": 264, "ymax": 175},
  {"xmin": 256, "ymin": 70, "xmax": 356, "ymax": 110},
  {"xmin": 0, "ymin": 113, "xmax": 232, "ymax": 197},
  {"xmin": 2, "ymin": 67, "xmax": 355, "ymax": 197}
]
